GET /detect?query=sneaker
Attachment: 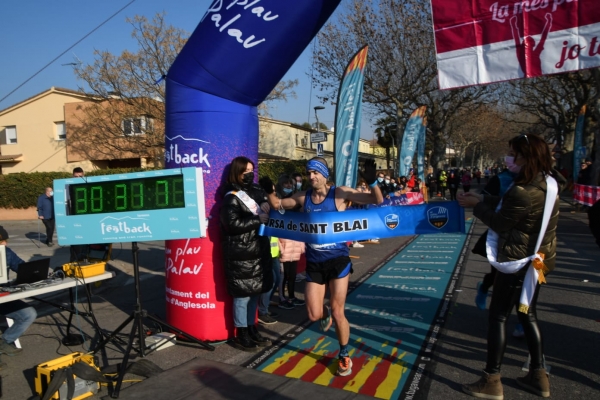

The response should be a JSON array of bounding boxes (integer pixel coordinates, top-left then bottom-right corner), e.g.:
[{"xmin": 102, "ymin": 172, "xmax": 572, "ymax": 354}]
[
  {"xmin": 258, "ymin": 313, "xmax": 277, "ymax": 325},
  {"xmin": 337, "ymin": 356, "xmax": 353, "ymax": 376},
  {"xmin": 295, "ymin": 273, "xmax": 306, "ymax": 282},
  {"xmin": 351, "ymin": 242, "xmax": 364, "ymax": 248},
  {"xmin": 475, "ymin": 281, "xmax": 488, "ymax": 310},
  {"xmin": 369, "ymin": 239, "xmax": 379, "ymax": 243},
  {"xmin": 278, "ymin": 299, "xmax": 295, "ymax": 310},
  {"xmin": 291, "ymin": 298, "xmax": 305, "ymax": 306},
  {"xmin": 512, "ymin": 323, "xmax": 525, "ymax": 338},
  {"xmin": 320, "ymin": 305, "xmax": 332, "ymax": 332},
  {"xmin": 47, "ymin": 242, "xmax": 54, "ymax": 247},
  {"xmin": 0, "ymin": 339, "xmax": 22, "ymax": 356}
]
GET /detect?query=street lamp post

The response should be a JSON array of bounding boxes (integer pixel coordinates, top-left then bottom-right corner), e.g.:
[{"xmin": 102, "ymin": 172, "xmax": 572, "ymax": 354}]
[{"xmin": 314, "ymin": 106, "xmax": 325, "ymax": 132}]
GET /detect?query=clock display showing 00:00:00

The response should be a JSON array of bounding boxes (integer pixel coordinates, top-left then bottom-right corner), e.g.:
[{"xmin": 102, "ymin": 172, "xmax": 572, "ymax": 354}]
[{"xmin": 69, "ymin": 176, "xmax": 186, "ymax": 215}]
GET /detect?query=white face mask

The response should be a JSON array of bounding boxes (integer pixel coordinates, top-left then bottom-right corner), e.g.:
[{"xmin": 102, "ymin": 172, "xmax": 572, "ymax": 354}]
[
  {"xmin": 504, "ymin": 155, "xmax": 521, "ymax": 173},
  {"xmin": 385, "ymin": 179, "xmax": 390, "ymax": 184},
  {"xmin": 48, "ymin": 191, "xmax": 54, "ymax": 197}
]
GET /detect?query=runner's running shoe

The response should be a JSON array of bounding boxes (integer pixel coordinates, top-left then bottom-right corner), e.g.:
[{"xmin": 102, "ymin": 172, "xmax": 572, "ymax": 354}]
[
  {"xmin": 291, "ymin": 298, "xmax": 305, "ymax": 306},
  {"xmin": 337, "ymin": 356, "xmax": 353, "ymax": 376},
  {"xmin": 278, "ymin": 299, "xmax": 294, "ymax": 309},
  {"xmin": 475, "ymin": 281, "xmax": 488, "ymax": 310},
  {"xmin": 513, "ymin": 323, "xmax": 525, "ymax": 338},
  {"xmin": 320, "ymin": 305, "xmax": 332, "ymax": 332}
]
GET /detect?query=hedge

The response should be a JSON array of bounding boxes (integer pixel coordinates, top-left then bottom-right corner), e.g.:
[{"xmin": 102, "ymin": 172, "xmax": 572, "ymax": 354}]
[
  {"xmin": 0, "ymin": 168, "xmax": 156, "ymax": 209},
  {"xmin": 0, "ymin": 162, "xmax": 307, "ymax": 209}
]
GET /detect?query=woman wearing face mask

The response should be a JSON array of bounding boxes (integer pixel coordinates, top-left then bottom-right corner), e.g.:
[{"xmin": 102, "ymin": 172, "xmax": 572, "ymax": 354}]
[
  {"xmin": 458, "ymin": 134, "xmax": 566, "ymax": 399},
  {"xmin": 220, "ymin": 156, "xmax": 273, "ymax": 352},
  {"xmin": 292, "ymin": 172, "xmax": 304, "ymax": 193}
]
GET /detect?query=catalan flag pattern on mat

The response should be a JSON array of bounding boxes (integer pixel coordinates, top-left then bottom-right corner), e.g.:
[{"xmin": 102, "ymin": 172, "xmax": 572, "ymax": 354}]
[{"xmin": 250, "ymin": 223, "xmax": 471, "ymax": 399}]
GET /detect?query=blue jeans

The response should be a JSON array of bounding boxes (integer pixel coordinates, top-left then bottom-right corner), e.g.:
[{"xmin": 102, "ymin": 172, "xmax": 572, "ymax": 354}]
[
  {"xmin": 0, "ymin": 300, "xmax": 37, "ymax": 343},
  {"xmin": 232, "ymin": 296, "xmax": 259, "ymax": 328},
  {"xmin": 259, "ymin": 258, "xmax": 281, "ymax": 315}
]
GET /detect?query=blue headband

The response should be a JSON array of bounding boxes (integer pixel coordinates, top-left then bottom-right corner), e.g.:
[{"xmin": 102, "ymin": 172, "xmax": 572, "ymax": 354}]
[{"xmin": 306, "ymin": 160, "xmax": 329, "ymax": 179}]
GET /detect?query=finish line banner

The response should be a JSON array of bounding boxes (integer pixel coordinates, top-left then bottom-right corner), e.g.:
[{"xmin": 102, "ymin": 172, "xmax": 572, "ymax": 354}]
[
  {"xmin": 430, "ymin": 0, "xmax": 600, "ymax": 89},
  {"xmin": 259, "ymin": 202, "xmax": 465, "ymax": 244}
]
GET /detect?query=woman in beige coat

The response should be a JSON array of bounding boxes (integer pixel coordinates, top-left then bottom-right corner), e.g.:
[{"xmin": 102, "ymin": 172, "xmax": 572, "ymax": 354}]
[{"xmin": 278, "ymin": 238, "xmax": 305, "ymax": 309}]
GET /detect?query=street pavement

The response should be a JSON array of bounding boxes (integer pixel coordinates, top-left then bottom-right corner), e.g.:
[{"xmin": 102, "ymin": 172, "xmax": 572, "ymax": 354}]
[{"xmin": 0, "ymin": 184, "xmax": 598, "ymax": 399}]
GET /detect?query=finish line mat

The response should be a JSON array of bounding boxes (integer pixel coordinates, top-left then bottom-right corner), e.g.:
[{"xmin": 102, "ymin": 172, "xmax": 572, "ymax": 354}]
[{"xmin": 246, "ymin": 221, "xmax": 473, "ymax": 400}]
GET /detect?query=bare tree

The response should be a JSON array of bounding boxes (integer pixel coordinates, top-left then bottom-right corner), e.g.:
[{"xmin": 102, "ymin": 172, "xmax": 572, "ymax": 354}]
[
  {"xmin": 70, "ymin": 12, "xmax": 298, "ymax": 165},
  {"xmin": 503, "ymin": 71, "xmax": 597, "ymax": 156},
  {"xmin": 312, "ymin": 0, "xmax": 435, "ymax": 127},
  {"xmin": 69, "ymin": 13, "xmax": 185, "ymax": 165},
  {"xmin": 312, "ymin": 0, "xmax": 489, "ymax": 171}
]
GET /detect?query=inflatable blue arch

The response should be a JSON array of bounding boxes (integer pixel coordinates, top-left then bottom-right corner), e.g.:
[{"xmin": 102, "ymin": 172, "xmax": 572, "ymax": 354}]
[{"xmin": 164, "ymin": 1, "xmax": 341, "ymax": 340}]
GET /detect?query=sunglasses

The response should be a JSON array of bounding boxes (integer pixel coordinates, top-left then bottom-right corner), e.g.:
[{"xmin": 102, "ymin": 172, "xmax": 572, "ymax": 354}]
[{"xmin": 519, "ymin": 134, "xmax": 530, "ymax": 145}]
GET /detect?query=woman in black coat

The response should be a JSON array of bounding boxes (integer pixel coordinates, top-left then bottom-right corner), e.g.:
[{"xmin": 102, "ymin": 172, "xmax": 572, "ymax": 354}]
[
  {"xmin": 459, "ymin": 134, "xmax": 565, "ymax": 399},
  {"xmin": 220, "ymin": 156, "xmax": 273, "ymax": 352}
]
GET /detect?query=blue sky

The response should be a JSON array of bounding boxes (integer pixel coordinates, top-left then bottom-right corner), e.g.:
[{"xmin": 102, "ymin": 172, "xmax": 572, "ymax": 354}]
[{"xmin": 0, "ymin": 0, "xmax": 374, "ymax": 140}]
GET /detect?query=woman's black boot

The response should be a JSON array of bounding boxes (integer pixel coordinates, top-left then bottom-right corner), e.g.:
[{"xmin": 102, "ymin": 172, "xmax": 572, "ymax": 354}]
[
  {"xmin": 248, "ymin": 325, "xmax": 272, "ymax": 347},
  {"xmin": 233, "ymin": 327, "xmax": 259, "ymax": 352}
]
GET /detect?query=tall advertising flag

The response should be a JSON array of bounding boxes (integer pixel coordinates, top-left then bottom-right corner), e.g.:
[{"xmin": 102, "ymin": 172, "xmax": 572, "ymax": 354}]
[
  {"xmin": 400, "ymin": 106, "xmax": 427, "ymax": 178},
  {"xmin": 334, "ymin": 46, "xmax": 368, "ymax": 188},
  {"xmin": 417, "ymin": 112, "xmax": 428, "ymax": 181},
  {"xmin": 164, "ymin": 1, "xmax": 341, "ymax": 341},
  {"xmin": 573, "ymin": 105, "xmax": 587, "ymax": 182},
  {"xmin": 430, "ymin": 0, "xmax": 600, "ymax": 89}
]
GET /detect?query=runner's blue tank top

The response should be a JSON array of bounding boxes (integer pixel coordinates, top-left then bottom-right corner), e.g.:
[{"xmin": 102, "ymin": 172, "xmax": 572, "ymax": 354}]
[{"xmin": 304, "ymin": 186, "xmax": 350, "ymax": 262}]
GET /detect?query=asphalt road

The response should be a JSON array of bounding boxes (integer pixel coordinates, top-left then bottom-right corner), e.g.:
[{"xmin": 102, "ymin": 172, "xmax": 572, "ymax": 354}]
[{"xmin": 0, "ymin": 187, "xmax": 598, "ymax": 400}]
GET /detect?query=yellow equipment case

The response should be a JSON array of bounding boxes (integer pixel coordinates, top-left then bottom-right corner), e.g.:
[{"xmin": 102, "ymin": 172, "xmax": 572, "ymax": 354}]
[
  {"xmin": 35, "ymin": 352, "xmax": 100, "ymax": 400},
  {"xmin": 62, "ymin": 244, "xmax": 112, "ymax": 278}
]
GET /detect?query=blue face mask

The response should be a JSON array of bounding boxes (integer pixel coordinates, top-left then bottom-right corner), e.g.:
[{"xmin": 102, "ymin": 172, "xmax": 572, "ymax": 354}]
[
  {"xmin": 377, "ymin": 177, "xmax": 384, "ymax": 183},
  {"xmin": 283, "ymin": 187, "xmax": 293, "ymax": 194}
]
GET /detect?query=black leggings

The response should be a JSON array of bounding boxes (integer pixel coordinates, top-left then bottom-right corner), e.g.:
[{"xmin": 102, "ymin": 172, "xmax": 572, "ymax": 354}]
[
  {"xmin": 485, "ymin": 270, "xmax": 544, "ymax": 374},
  {"xmin": 481, "ymin": 265, "xmax": 497, "ymax": 293},
  {"xmin": 282, "ymin": 261, "xmax": 298, "ymax": 299}
]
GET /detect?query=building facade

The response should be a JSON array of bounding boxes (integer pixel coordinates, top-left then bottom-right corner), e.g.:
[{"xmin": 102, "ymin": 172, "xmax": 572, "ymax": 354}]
[
  {"xmin": 0, "ymin": 87, "xmax": 96, "ymax": 174},
  {"xmin": 0, "ymin": 87, "xmax": 391, "ymax": 179}
]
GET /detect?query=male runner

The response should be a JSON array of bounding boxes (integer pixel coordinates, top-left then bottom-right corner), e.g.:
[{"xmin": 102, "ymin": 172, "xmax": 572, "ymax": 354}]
[{"xmin": 260, "ymin": 157, "xmax": 382, "ymax": 376}]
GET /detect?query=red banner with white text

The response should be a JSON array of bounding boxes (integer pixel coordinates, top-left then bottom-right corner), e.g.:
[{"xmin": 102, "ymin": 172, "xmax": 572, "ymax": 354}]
[{"xmin": 430, "ymin": 0, "xmax": 600, "ymax": 89}]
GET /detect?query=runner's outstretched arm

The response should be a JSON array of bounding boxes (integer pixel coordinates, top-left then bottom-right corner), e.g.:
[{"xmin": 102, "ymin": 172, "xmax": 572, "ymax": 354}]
[
  {"xmin": 342, "ymin": 159, "xmax": 383, "ymax": 205},
  {"xmin": 259, "ymin": 176, "xmax": 305, "ymax": 210}
]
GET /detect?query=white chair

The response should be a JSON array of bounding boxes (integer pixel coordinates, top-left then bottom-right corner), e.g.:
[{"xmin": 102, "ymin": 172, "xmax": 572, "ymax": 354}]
[{"xmin": 5, "ymin": 318, "xmax": 22, "ymax": 349}]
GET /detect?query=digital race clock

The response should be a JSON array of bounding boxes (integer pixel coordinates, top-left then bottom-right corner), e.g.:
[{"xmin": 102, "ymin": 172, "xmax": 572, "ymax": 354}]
[
  {"xmin": 68, "ymin": 174, "xmax": 185, "ymax": 215},
  {"xmin": 54, "ymin": 167, "xmax": 206, "ymax": 245}
]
